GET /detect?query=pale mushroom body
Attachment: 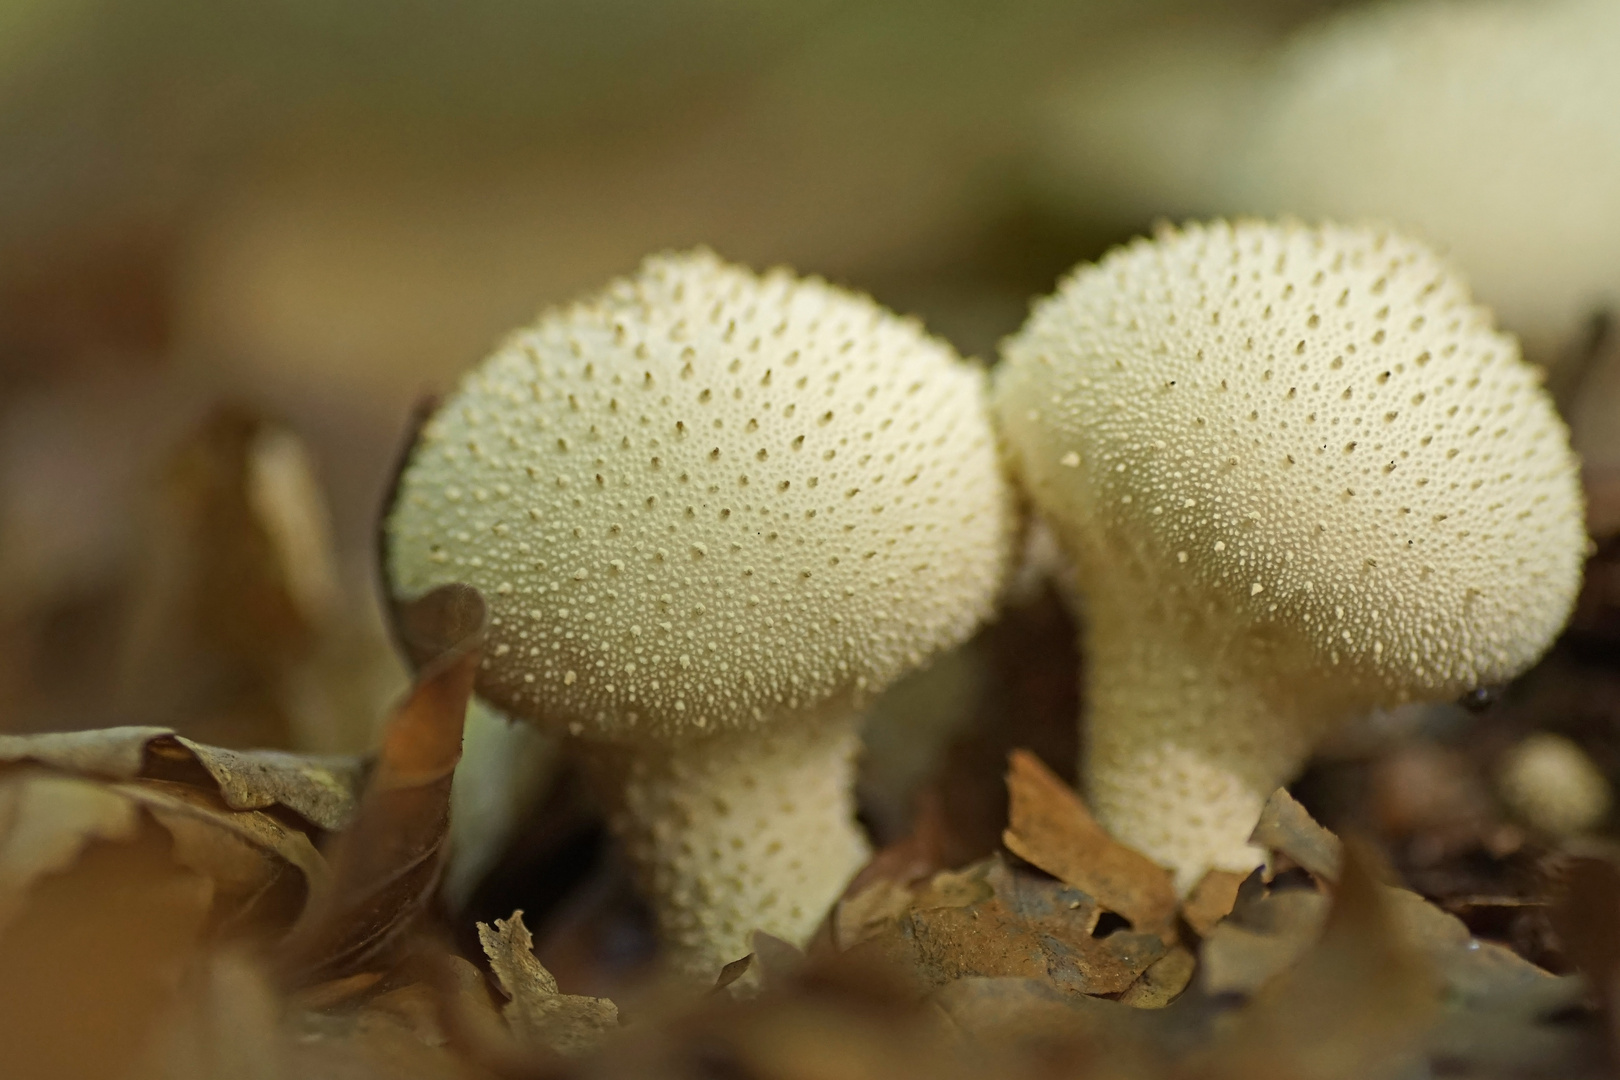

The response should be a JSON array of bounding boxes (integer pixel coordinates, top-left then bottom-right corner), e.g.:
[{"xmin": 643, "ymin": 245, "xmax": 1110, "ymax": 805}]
[
  {"xmin": 995, "ymin": 220, "xmax": 1586, "ymax": 890},
  {"xmin": 388, "ymin": 250, "xmax": 1016, "ymax": 972},
  {"xmin": 1224, "ymin": 0, "xmax": 1620, "ymax": 366}
]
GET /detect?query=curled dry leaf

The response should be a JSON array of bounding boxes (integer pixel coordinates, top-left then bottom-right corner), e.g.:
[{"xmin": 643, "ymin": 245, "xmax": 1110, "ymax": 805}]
[
  {"xmin": 1200, "ymin": 844, "xmax": 1438, "ymax": 1080},
  {"xmin": 1115, "ymin": 945, "xmax": 1197, "ymax": 1009},
  {"xmin": 1181, "ymin": 870, "xmax": 1246, "ymax": 938},
  {"xmin": 0, "ymin": 726, "xmax": 350, "ymax": 940},
  {"xmin": 1001, "ymin": 749, "xmax": 1177, "ymax": 939},
  {"xmin": 1202, "ymin": 797, "xmax": 1562, "ymax": 1003},
  {"xmin": 141, "ymin": 946, "xmax": 493, "ymax": 1080},
  {"xmin": 280, "ymin": 583, "xmax": 485, "ymax": 984},
  {"xmin": 116, "ymin": 404, "xmax": 345, "ymax": 750},
  {"xmin": 1250, "ymin": 788, "xmax": 1344, "ymax": 883},
  {"xmin": 847, "ymin": 853, "xmax": 1167, "ymax": 997},
  {"xmin": 0, "ymin": 725, "xmax": 365, "ymax": 832},
  {"xmin": 1199, "ymin": 873, "xmax": 1329, "ymax": 997},
  {"xmin": 930, "ymin": 975, "xmax": 1142, "ymax": 1051},
  {"xmin": 479, "ymin": 910, "xmax": 619, "ymax": 1058},
  {"xmin": 0, "ymin": 823, "xmax": 215, "ymax": 1080}
]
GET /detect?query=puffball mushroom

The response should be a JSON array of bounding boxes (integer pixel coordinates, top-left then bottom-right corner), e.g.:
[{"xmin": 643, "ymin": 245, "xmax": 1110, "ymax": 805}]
[
  {"xmin": 1223, "ymin": 0, "xmax": 1620, "ymax": 367},
  {"xmin": 387, "ymin": 250, "xmax": 1015, "ymax": 974},
  {"xmin": 1498, "ymin": 732, "xmax": 1612, "ymax": 837},
  {"xmin": 995, "ymin": 220, "xmax": 1587, "ymax": 891}
]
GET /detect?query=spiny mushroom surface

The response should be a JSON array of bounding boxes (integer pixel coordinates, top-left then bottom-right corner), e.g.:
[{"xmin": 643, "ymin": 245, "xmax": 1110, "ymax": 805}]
[
  {"xmin": 388, "ymin": 249, "xmax": 1015, "ymax": 973},
  {"xmin": 1224, "ymin": 0, "xmax": 1620, "ymax": 366},
  {"xmin": 995, "ymin": 220, "xmax": 1586, "ymax": 890}
]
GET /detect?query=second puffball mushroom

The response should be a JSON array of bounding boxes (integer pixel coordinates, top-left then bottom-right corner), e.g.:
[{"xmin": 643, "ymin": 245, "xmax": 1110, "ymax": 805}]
[
  {"xmin": 388, "ymin": 250, "xmax": 1016, "ymax": 974},
  {"xmin": 995, "ymin": 220, "xmax": 1587, "ymax": 891}
]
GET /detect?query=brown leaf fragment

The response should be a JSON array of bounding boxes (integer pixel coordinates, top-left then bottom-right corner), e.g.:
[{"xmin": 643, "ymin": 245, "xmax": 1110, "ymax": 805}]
[
  {"xmin": 162, "ymin": 741, "xmax": 365, "ymax": 832},
  {"xmin": 0, "ymin": 726, "xmax": 172, "ymax": 779},
  {"xmin": 713, "ymin": 953, "xmax": 755, "ymax": 994},
  {"xmin": 1002, "ymin": 748, "xmax": 1176, "ymax": 937},
  {"xmin": 0, "ymin": 770, "xmax": 142, "ymax": 932},
  {"xmin": 835, "ymin": 876, "xmax": 919, "ymax": 952},
  {"xmin": 749, "ymin": 930, "xmax": 806, "ymax": 992},
  {"xmin": 1552, "ymin": 854, "xmax": 1620, "ymax": 1062},
  {"xmin": 116, "ymin": 405, "xmax": 335, "ymax": 750},
  {"xmin": 1199, "ymin": 877, "xmax": 1329, "ymax": 997},
  {"xmin": 1117, "ymin": 944, "xmax": 1196, "ymax": 1009},
  {"xmin": 480, "ymin": 910, "xmax": 620, "ymax": 1057},
  {"xmin": 931, "ymin": 975, "xmax": 1141, "ymax": 1049},
  {"xmin": 290, "ymin": 971, "xmax": 387, "ymax": 1013},
  {"xmin": 0, "ymin": 826, "xmax": 215, "ymax": 1080},
  {"xmin": 138, "ymin": 949, "xmax": 288, "ymax": 1080},
  {"xmin": 860, "ymin": 854, "xmax": 1166, "ymax": 997},
  {"xmin": 1383, "ymin": 884, "xmax": 1557, "ymax": 1002},
  {"xmin": 1251, "ymin": 787, "xmax": 1343, "ymax": 883},
  {"xmin": 0, "ymin": 726, "xmax": 365, "ymax": 832},
  {"xmin": 832, "ymin": 787, "xmax": 954, "ymax": 952},
  {"xmin": 1182, "ymin": 869, "xmax": 1246, "ymax": 937},
  {"xmin": 0, "ymin": 738, "xmax": 336, "ymax": 938},
  {"xmin": 111, "ymin": 778, "xmax": 329, "ymax": 932},
  {"xmin": 280, "ymin": 585, "xmax": 484, "ymax": 984},
  {"xmin": 1200, "ymin": 843, "xmax": 1438, "ymax": 1080},
  {"xmin": 292, "ymin": 965, "xmax": 494, "ymax": 1080}
]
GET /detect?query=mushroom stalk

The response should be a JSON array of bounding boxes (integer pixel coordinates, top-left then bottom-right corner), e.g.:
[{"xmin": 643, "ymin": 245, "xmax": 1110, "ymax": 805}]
[
  {"xmin": 1080, "ymin": 589, "xmax": 1345, "ymax": 893},
  {"xmin": 580, "ymin": 712, "xmax": 869, "ymax": 976}
]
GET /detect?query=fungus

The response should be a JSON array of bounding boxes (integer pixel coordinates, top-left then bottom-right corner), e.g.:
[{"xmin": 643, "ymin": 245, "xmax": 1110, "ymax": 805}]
[
  {"xmin": 1225, "ymin": 0, "xmax": 1620, "ymax": 366},
  {"xmin": 388, "ymin": 250, "xmax": 1015, "ymax": 973},
  {"xmin": 1498, "ymin": 732, "xmax": 1612, "ymax": 837},
  {"xmin": 995, "ymin": 220, "xmax": 1587, "ymax": 890}
]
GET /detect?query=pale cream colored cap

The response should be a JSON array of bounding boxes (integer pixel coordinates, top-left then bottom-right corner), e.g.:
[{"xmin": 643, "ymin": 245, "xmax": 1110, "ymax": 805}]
[
  {"xmin": 998, "ymin": 219, "xmax": 1586, "ymax": 704},
  {"xmin": 388, "ymin": 250, "xmax": 1016, "ymax": 741}
]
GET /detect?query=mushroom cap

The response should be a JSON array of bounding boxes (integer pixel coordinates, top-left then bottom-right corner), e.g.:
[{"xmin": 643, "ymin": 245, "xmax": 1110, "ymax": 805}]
[
  {"xmin": 996, "ymin": 220, "xmax": 1586, "ymax": 703},
  {"xmin": 388, "ymin": 250, "xmax": 1015, "ymax": 741},
  {"xmin": 1225, "ymin": 0, "xmax": 1620, "ymax": 363}
]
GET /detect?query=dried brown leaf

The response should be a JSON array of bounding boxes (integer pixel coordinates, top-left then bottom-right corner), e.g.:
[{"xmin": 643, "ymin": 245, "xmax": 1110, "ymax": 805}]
[
  {"xmin": 0, "ymin": 726, "xmax": 365, "ymax": 831},
  {"xmin": 1116, "ymin": 944, "xmax": 1196, "ymax": 1009},
  {"xmin": 0, "ymin": 770, "xmax": 142, "ymax": 931},
  {"xmin": 931, "ymin": 975, "xmax": 1133, "ymax": 1048},
  {"xmin": 835, "ymin": 877, "xmax": 919, "ymax": 952},
  {"xmin": 1251, "ymin": 788, "xmax": 1344, "ymax": 883},
  {"xmin": 116, "ymin": 405, "xmax": 339, "ymax": 748},
  {"xmin": 0, "ymin": 826, "xmax": 215, "ymax": 1080},
  {"xmin": 1002, "ymin": 749, "xmax": 1177, "ymax": 938},
  {"xmin": 856, "ymin": 854, "xmax": 1166, "ymax": 998},
  {"xmin": 1200, "ymin": 843, "xmax": 1438, "ymax": 1080},
  {"xmin": 110, "ymin": 777, "xmax": 329, "ymax": 930},
  {"xmin": 0, "ymin": 764, "xmax": 328, "ymax": 940},
  {"xmin": 713, "ymin": 953, "xmax": 756, "ymax": 994},
  {"xmin": 1199, "ymin": 880, "xmax": 1329, "ymax": 997},
  {"xmin": 281, "ymin": 584, "xmax": 484, "ymax": 984},
  {"xmin": 290, "ymin": 963, "xmax": 495, "ymax": 1080},
  {"xmin": 1182, "ymin": 869, "xmax": 1246, "ymax": 937},
  {"xmin": 480, "ymin": 910, "xmax": 619, "ymax": 1057}
]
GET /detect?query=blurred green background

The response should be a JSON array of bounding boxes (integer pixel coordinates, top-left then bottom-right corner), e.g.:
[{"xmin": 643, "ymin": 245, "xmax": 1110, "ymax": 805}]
[{"xmin": 1, "ymin": 0, "xmax": 1615, "ymax": 750}]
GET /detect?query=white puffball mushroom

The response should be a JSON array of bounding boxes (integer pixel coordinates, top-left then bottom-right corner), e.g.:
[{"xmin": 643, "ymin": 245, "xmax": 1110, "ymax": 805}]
[
  {"xmin": 1224, "ymin": 0, "xmax": 1620, "ymax": 366},
  {"xmin": 388, "ymin": 249, "xmax": 1016, "ymax": 974},
  {"xmin": 1498, "ymin": 732, "xmax": 1612, "ymax": 837},
  {"xmin": 995, "ymin": 220, "xmax": 1587, "ymax": 891}
]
